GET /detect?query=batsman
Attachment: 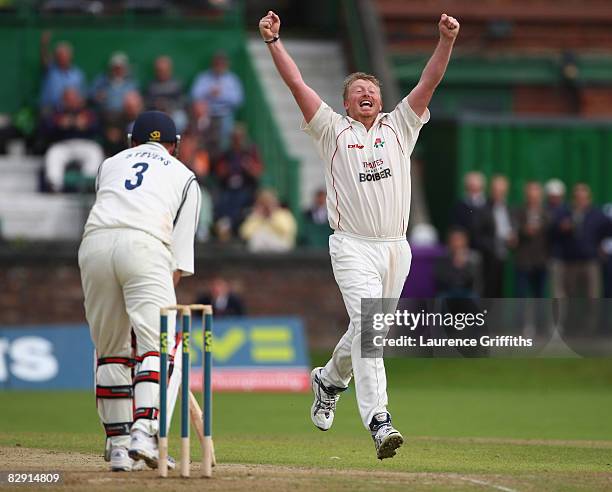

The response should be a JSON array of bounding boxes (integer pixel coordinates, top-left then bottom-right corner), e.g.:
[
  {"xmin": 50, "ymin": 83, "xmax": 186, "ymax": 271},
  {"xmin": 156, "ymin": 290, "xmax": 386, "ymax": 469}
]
[
  {"xmin": 78, "ymin": 111, "xmax": 201, "ymax": 471},
  {"xmin": 259, "ymin": 10, "xmax": 459, "ymax": 458}
]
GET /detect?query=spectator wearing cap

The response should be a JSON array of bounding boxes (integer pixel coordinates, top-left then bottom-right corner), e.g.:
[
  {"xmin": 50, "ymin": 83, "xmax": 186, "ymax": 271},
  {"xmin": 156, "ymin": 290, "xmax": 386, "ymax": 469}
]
[
  {"xmin": 145, "ymin": 55, "xmax": 187, "ymax": 132},
  {"xmin": 545, "ymin": 179, "xmax": 569, "ymax": 297},
  {"xmin": 190, "ymin": 52, "xmax": 244, "ymax": 152},
  {"xmin": 553, "ymin": 183, "xmax": 611, "ymax": 298},
  {"xmin": 42, "ymin": 87, "xmax": 103, "ymax": 192},
  {"xmin": 39, "ymin": 32, "xmax": 85, "ymax": 114},
  {"xmin": 512, "ymin": 181, "xmax": 549, "ymax": 297},
  {"xmin": 91, "ymin": 52, "xmax": 139, "ymax": 118},
  {"xmin": 240, "ymin": 189, "xmax": 297, "ymax": 253}
]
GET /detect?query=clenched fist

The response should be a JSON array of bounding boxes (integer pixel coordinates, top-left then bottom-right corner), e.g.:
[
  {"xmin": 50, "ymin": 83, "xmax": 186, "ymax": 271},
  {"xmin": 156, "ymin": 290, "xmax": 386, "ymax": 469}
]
[
  {"xmin": 439, "ymin": 13, "xmax": 460, "ymax": 40},
  {"xmin": 259, "ymin": 10, "xmax": 280, "ymax": 41}
]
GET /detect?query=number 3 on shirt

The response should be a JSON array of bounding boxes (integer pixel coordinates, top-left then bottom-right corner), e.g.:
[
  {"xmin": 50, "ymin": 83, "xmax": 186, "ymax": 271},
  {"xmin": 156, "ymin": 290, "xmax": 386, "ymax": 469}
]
[{"xmin": 125, "ymin": 163, "xmax": 149, "ymax": 190}]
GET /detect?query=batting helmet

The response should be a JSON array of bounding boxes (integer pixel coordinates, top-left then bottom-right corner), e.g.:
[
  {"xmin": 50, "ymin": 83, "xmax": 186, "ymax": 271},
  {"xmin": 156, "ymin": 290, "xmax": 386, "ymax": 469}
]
[{"xmin": 129, "ymin": 110, "xmax": 178, "ymax": 145}]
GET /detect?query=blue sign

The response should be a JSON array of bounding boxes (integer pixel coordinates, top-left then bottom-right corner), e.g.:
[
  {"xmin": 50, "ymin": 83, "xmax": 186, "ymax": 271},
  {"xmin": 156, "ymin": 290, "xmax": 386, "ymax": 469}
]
[
  {"xmin": 0, "ymin": 317, "xmax": 309, "ymax": 391},
  {"xmin": 0, "ymin": 326, "xmax": 94, "ymax": 390}
]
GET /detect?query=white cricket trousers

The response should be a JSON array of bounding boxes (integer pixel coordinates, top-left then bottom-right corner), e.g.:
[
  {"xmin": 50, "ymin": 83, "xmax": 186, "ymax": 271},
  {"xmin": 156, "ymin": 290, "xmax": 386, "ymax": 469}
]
[
  {"xmin": 322, "ymin": 232, "xmax": 412, "ymax": 429},
  {"xmin": 79, "ymin": 228, "xmax": 177, "ymax": 443}
]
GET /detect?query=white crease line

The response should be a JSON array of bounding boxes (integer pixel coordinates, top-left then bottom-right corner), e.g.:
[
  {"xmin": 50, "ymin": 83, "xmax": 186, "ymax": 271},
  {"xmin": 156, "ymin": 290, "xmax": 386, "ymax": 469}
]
[{"xmin": 458, "ymin": 476, "xmax": 519, "ymax": 492}]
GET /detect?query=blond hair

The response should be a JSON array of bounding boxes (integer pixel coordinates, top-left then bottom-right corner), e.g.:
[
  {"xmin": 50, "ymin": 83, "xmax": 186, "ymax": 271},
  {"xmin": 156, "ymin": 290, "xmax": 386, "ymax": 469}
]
[{"xmin": 342, "ymin": 72, "xmax": 381, "ymax": 102}]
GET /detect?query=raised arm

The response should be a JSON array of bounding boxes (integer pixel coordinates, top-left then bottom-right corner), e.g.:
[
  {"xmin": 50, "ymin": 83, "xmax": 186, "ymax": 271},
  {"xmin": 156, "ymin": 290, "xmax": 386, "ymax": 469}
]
[
  {"xmin": 407, "ymin": 14, "xmax": 460, "ymax": 118},
  {"xmin": 259, "ymin": 11, "xmax": 322, "ymax": 123}
]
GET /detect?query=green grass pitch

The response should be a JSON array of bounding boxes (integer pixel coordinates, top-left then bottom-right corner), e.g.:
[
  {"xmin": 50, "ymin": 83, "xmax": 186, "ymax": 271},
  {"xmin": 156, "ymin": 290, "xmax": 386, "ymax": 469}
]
[{"xmin": 1, "ymin": 358, "xmax": 611, "ymax": 490}]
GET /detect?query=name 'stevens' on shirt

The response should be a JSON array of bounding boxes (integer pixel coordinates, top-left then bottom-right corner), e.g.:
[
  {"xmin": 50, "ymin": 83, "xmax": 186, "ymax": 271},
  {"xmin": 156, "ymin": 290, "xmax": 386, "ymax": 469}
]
[{"xmin": 302, "ymin": 97, "xmax": 429, "ymax": 239}]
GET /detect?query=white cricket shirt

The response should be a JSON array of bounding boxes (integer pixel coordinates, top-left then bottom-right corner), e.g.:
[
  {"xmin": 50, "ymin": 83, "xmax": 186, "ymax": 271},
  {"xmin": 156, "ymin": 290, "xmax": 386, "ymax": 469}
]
[
  {"xmin": 303, "ymin": 98, "xmax": 429, "ymax": 239},
  {"xmin": 83, "ymin": 142, "xmax": 201, "ymax": 275}
]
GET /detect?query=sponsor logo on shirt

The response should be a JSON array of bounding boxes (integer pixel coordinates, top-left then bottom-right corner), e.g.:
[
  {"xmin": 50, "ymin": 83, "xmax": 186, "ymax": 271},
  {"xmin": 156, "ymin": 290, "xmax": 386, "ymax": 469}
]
[
  {"xmin": 360, "ymin": 169, "xmax": 392, "ymax": 182},
  {"xmin": 363, "ymin": 159, "xmax": 384, "ymax": 170},
  {"xmin": 348, "ymin": 144, "xmax": 364, "ymax": 149},
  {"xmin": 359, "ymin": 158, "xmax": 392, "ymax": 182}
]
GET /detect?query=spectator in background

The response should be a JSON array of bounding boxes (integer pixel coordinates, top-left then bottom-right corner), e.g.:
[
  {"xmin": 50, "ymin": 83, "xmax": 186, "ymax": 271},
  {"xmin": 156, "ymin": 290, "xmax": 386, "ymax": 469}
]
[
  {"xmin": 600, "ymin": 204, "xmax": 612, "ymax": 334},
  {"xmin": 191, "ymin": 51, "xmax": 244, "ymax": 152},
  {"xmin": 39, "ymin": 33, "xmax": 85, "ymax": 114},
  {"xmin": 545, "ymin": 179, "xmax": 568, "ymax": 297},
  {"xmin": 179, "ymin": 101, "xmax": 216, "ymax": 242},
  {"xmin": 434, "ymin": 227, "xmax": 482, "ymax": 298},
  {"xmin": 180, "ymin": 101, "xmax": 214, "ymax": 178},
  {"xmin": 214, "ymin": 124, "xmax": 263, "ymax": 237},
  {"xmin": 450, "ymin": 171, "xmax": 496, "ymax": 294},
  {"xmin": 305, "ymin": 189, "xmax": 328, "ymax": 226},
  {"xmin": 196, "ymin": 277, "xmax": 245, "ymax": 317},
  {"xmin": 102, "ymin": 90, "xmax": 143, "ymax": 156},
  {"xmin": 91, "ymin": 52, "xmax": 138, "ymax": 118},
  {"xmin": 546, "ymin": 179, "xmax": 567, "ymax": 213},
  {"xmin": 553, "ymin": 183, "xmax": 610, "ymax": 298},
  {"xmin": 300, "ymin": 189, "xmax": 332, "ymax": 247},
  {"xmin": 122, "ymin": 92, "xmax": 143, "ymax": 135},
  {"xmin": 42, "ymin": 87, "xmax": 103, "ymax": 192},
  {"xmin": 602, "ymin": 204, "xmax": 612, "ymax": 299},
  {"xmin": 487, "ymin": 175, "xmax": 516, "ymax": 297},
  {"xmin": 513, "ymin": 181, "xmax": 549, "ymax": 297},
  {"xmin": 40, "ymin": 87, "xmax": 99, "ymax": 145},
  {"xmin": 240, "ymin": 189, "xmax": 297, "ymax": 253},
  {"xmin": 195, "ymin": 188, "xmax": 214, "ymax": 243},
  {"xmin": 145, "ymin": 55, "xmax": 187, "ymax": 132}
]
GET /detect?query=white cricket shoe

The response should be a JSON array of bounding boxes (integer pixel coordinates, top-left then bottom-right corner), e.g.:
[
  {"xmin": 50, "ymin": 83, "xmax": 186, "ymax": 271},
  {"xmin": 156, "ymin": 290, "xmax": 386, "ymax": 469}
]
[
  {"xmin": 370, "ymin": 412, "xmax": 404, "ymax": 460},
  {"xmin": 310, "ymin": 367, "xmax": 344, "ymax": 431},
  {"xmin": 110, "ymin": 446, "xmax": 143, "ymax": 472},
  {"xmin": 128, "ymin": 429, "xmax": 157, "ymax": 468},
  {"xmin": 128, "ymin": 429, "xmax": 175, "ymax": 470}
]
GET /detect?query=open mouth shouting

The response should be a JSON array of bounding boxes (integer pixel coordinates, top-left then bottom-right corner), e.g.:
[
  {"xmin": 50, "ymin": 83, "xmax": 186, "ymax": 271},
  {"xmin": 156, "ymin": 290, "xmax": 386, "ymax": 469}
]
[{"xmin": 359, "ymin": 100, "xmax": 374, "ymax": 108}]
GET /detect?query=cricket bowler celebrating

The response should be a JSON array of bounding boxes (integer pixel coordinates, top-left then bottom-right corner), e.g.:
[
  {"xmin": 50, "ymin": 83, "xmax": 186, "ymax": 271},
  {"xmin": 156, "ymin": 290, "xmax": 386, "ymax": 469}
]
[
  {"xmin": 78, "ymin": 111, "xmax": 201, "ymax": 471},
  {"xmin": 259, "ymin": 10, "xmax": 459, "ymax": 459}
]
